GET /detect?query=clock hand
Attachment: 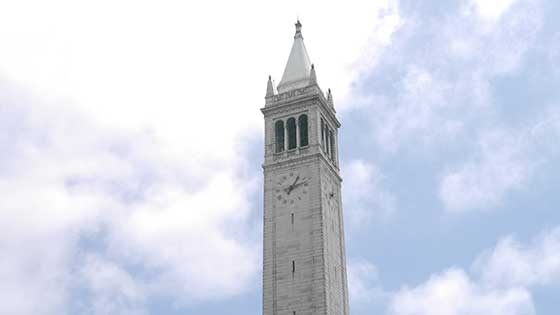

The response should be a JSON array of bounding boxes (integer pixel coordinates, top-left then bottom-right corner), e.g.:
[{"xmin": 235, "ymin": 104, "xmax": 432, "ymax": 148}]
[
  {"xmin": 292, "ymin": 180, "xmax": 307, "ymax": 189},
  {"xmin": 289, "ymin": 179, "xmax": 308, "ymax": 193},
  {"xmin": 285, "ymin": 184, "xmax": 294, "ymax": 194},
  {"xmin": 283, "ymin": 176, "xmax": 308, "ymax": 195},
  {"xmin": 285, "ymin": 175, "xmax": 300, "ymax": 195},
  {"xmin": 292, "ymin": 176, "xmax": 300, "ymax": 187}
]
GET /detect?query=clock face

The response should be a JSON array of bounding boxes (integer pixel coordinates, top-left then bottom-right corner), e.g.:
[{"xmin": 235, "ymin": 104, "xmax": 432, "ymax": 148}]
[
  {"xmin": 321, "ymin": 174, "xmax": 339, "ymax": 211},
  {"xmin": 274, "ymin": 171, "xmax": 310, "ymax": 207}
]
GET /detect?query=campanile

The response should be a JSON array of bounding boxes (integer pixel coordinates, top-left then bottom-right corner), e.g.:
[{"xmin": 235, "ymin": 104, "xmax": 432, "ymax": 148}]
[{"xmin": 261, "ymin": 20, "xmax": 349, "ymax": 315}]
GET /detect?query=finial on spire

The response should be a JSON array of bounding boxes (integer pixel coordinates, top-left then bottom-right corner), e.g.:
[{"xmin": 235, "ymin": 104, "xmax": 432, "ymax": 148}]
[
  {"xmin": 295, "ymin": 19, "xmax": 303, "ymax": 38},
  {"xmin": 266, "ymin": 75, "xmax": 275, "ymax": 97},
  {"xmin": 310, "ymin": 63, "xmax": 317, "ymax": 85},
  {"xmin": 327, "ymin": 88, "xmax": 334, "ymax": 107}
]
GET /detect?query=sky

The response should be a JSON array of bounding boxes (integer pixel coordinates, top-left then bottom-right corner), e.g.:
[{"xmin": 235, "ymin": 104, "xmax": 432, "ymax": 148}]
[{"xmin": 0, "ymin": 0, "xmax": 559, "ymax": 314}]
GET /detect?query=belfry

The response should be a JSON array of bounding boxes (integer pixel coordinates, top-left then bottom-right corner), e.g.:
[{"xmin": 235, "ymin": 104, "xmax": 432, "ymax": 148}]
[{"xmin": 261, "ymin": 20, "xmax": 349, "ymax": 315}]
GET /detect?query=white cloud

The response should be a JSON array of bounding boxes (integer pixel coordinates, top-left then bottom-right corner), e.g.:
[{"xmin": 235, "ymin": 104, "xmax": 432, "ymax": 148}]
[
  {"xmin": 471, "ymin": 0, "xmax": 519, "ymax": 20},
  {"xmin": 439, "ymin": 129, "xmax": 532, "ymax": 213},
  {"xmin": 390, "ymin": 227, "xmax": 560, "ymax": 315},
  {"xmin": 334, "ymin": 0, "xmax": 402, "ymax": 111},
  {"xmin": 342, "ymin": 160, "xmax": 396, "ymax": 225},
  {"xmin": 0, "ymin": 0, "xmax": 555, "ymax": 314},
  {"xmin": 372, "ymin": 66, "xmax": 467, "ymax": 152},
  {"xmin": 0, "ymin": 83, "xmax": 259, "ymax": 313},
  {"xmin": 473, "ymin": 227, "xmax": 560, "ymax": 288},
  {"xmin": 0, "ymin": 0, "xmax": 400, "ymax": 138},
  {"xmin": 530, "ymin": 106, "xmax": 560, "ymax": 158},
  {"xmin": 0, "ymin": 0, "xmax": 396, "ymax": 313},
  {"xmin": 112, "ymin": 172, "xmax": 259, "ymax": 302},
  {"xmin": 0, "ymin": 230, "xmax": 71, "ymax": 315},
  {"xmin": 359, "ymin": 0, "xmax": 542, "ymax": 153},
  {"xmin": 439, "ymin": 104, "xmax": 560, "ymax": 213},
  {"xmin": 77, "ymin": 254, "xmax": 147, "ymax": 315},
  {"xmin": 389, "ymin": 268, "xmax": 534, "ymax": 315},
  {"xmin": 347, "ymin": 258, "xmax": 388, "ymax": 307}
]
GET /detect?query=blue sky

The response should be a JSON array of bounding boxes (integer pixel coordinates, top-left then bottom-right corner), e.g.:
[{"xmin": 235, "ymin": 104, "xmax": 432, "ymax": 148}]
[{"xmin": 1, "ymin": 0, "xmax": 559, "ymax": 314}]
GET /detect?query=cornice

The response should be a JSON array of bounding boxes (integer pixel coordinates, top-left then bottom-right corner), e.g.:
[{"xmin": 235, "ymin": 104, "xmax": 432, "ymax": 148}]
[
  {"xmin": 262, "ymin": 84, "xmax": 340, "ymax": 127},
  {"xmin": 263, "ymin": 151, "xmax": 342, "ymax": 181},
  {"xmin": 261, "ymin": 96, "xmax": 316, "ymax": 118}
]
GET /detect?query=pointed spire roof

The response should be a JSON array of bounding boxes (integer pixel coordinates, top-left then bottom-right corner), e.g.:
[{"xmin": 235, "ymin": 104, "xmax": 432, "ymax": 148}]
[{"xmin": 277, "ymin": 20, "xmax": 313, "ymax": 93}]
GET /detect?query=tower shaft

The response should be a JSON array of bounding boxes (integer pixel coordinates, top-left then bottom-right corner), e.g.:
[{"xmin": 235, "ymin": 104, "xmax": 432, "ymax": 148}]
[{"xmin": 261, "ymin": 21, "xmax": 349, "ymax": 315}]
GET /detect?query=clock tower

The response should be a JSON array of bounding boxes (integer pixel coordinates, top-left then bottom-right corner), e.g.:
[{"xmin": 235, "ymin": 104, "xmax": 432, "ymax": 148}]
[{"xmin": 261, "ymin": 21, "xmax": 349, "ymax": 315}]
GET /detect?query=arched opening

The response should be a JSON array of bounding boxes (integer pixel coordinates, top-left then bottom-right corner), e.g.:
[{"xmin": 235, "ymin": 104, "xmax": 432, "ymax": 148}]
[
  {"xmin": 275, "ymin": 120, "xmax": 285, "ymax": 153},
  {"xmin": 298, "ymin": 114, "xmax": 308, "ymax": 147},
  {"xmin": 287, "ymin": 118, "xmax": 297, "ymax": 150}
]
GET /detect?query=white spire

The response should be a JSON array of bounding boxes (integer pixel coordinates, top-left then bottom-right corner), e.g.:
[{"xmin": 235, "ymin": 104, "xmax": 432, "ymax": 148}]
[{"xmin": 277, "ymin": 20, "xmax": 313, "ymax": 93}]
